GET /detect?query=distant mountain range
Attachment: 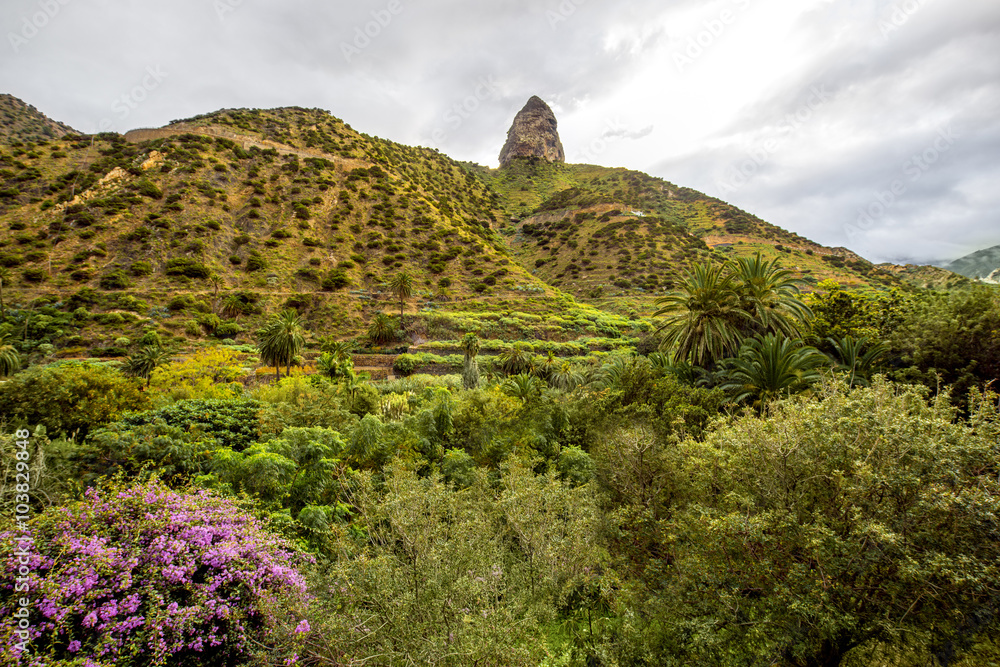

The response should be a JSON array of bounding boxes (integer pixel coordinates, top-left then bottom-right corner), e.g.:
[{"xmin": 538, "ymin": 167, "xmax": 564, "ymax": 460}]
[{"xmin": 944, "ymin": 244, "xmax": 1000, "ymax": 283}]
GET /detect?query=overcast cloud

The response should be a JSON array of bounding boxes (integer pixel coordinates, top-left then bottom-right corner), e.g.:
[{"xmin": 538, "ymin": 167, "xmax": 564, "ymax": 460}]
[{"xmin": 2, "ymin": 0, "xmax": 998, "ymax": 264}]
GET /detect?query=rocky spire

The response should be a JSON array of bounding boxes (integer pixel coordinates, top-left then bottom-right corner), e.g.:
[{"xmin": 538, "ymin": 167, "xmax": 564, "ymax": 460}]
[{"xmin": 498, "ymin": 96, "xmax": 565, "ymax": 168}]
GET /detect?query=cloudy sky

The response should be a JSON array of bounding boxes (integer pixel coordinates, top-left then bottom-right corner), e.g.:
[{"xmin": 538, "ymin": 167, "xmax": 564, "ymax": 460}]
[{"xmin": 3, "ymin": 0, "xmax": 998, "ymax": 264}]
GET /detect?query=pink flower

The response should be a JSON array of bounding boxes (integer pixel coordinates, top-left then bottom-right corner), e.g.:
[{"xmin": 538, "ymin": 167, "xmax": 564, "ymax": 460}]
[{"xmin": 294, "ymin": 619, "xmax": 310, "ymax": 634}]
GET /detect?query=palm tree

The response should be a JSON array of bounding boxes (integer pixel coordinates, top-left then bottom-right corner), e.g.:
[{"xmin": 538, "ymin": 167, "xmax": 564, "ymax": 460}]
[
  {"xmin": 502, "ymin": 373, "xmax": 544, "ymax": 404},
  {"xmin": 719, "ymin": 334, "xmax": 826, "ymax": 407},
  {"xmin": 496, "ymin": 342, "xmax": 534, "ymax": 376},
  {"xmin": 730, "ymin": 253, "xmax": 812, "ymax": 338},
  {"xmin": 317, "ymin": 339, "xmax": 355, "ymax": 380},
  {"xmin": 460, "ymin": 332, "xmax": 481, "ymax": 390},
  {"xmin": 536, "ymin": 351, "xmax": 558, "ymax": 383},
  {"xmin": 0, "ymin": 267, "xmax": 8, "ymax": 320},
  {"xmin": 0, "ymin": 329, "xmax": 20, "ymax": 377},
  {"xmin": 209, "ymin": 274, "xmax": 224, "ymax": 313},
  {"xmin": 257, "ymin": 309, "xmax": 305, "ymax": 381},
  {"xmin": 825, "ymin": 335, "xmax": 889, "ymax": 387},
  {"xmin": 654, "ymin": 263, "xmax": 747, "ymax": 368},
  {"xmin": 388, "ymin": 271, "xmax": 413, "ymax": 323},
  {"xmin": 321, "ymin": 338, "xmax": 354, "ymax": 363},
  {"xmin": 367, "ymin": 313, "xmax": 396, "ymax": 346},
  {"xmin": 222, "ymin": 294, "xmax": 246, "ymax": 321},
  {"xmin": 123, "ymin": 345, "xmax": 171, "ymax": 387},
  {"xmin": 316, "ymin": 353, "xmax": 341, "ymax": 380},
  {"xmin": 549, "ymin": 361, "xmax": 583, "ymax": 392}
]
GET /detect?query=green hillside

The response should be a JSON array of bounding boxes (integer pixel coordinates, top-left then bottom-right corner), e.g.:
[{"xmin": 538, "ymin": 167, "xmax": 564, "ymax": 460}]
[
  {"xmin": 0, "ymin": 94, "xmax": 76, "ymax": 142},
  {"xmin": 0, "ymin": 100, "xmax": 966, "ymax": 356},
  {"xmin": 470, "ymin": 159, "xmax": 912, "ymax": 303}
]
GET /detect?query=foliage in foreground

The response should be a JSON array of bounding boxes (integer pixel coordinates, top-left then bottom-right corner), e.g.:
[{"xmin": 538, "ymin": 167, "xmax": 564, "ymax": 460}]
[
  {"xmin": 606, "ymin": 379, "xmax": 1000, "ymax": 666},
  {"xmin": 0, "ymin": 477, "xmax": 312, "ymax": 667},
  {"xmin": 305, "ymin": 459, "xmax": 605, "ymax": 666}
]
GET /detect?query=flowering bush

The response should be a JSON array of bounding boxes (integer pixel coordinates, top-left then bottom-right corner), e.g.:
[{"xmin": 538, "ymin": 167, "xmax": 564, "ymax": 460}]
[{"xmin": 0, "ymin": 478, "xmax": 312, "ymax": 666}]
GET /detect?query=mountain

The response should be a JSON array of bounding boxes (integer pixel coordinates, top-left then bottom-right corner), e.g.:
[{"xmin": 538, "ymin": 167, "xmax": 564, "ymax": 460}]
[
  {"xmin": 0, "ymin": 94, "xmax": 76, "ymax": 143},
  {"xmin": 0, "ymin": 96, "xmax": 962, "ymax": 352},
  {"xmin": 945, "ymin": 244, "xmax": 1000, "ymax": 282},
  {"xmin": 498, "ymin": 96, "xmax": 565, "ymax": 168}
]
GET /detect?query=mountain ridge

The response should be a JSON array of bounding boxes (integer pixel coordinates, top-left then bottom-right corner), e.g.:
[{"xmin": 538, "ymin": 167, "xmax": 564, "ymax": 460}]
[{"xmin": 0, "ymin": 97, "xmax": 972, "ymax": 352}]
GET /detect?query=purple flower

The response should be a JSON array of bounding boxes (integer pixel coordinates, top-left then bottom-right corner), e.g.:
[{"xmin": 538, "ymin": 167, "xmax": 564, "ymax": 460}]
[{"xmin": 0, "ymin": 478, "xmax": 313, "ymax": 666}]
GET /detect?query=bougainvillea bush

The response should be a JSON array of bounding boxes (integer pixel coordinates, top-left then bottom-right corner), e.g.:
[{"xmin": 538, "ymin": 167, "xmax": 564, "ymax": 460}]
[{"xmin": 0, "ymin": 478, "xmax": 313, "ymax": 666}]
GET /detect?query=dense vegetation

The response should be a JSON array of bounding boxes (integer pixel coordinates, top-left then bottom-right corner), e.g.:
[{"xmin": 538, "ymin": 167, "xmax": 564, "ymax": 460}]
[
  {"xmin": 0, "ymin": 101, "xmax": 997, "ymax": 665},
  {"xmin": 0, "ymin": 265, "xmax": 998, "ymax": 665}
]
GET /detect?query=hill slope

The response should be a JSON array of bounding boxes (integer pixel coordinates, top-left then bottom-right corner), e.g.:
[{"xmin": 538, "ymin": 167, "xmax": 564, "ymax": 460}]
[
  {"xmin": 0, "ymin": 95, "xmax": 76, "ymax": 143},
  {"xmin": 946, "ymin": 244, "xmax": 1000, "ymax": 281},
  {"xmin": 0, "ymin": 99, "xmax": 969, "ymax": 355},
  {"xmin": 469, "ymin": 158, "xmax": 912, "ymax": 303}
]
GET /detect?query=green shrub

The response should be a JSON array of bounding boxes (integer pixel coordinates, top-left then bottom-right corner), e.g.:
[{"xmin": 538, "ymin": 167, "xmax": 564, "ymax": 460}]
[
  {"xmin": 133, "ymin": 178, "xmax": 163, "ymax": 199},
  {"xmin": 165, "ymin": 258, "xmax": 211, "ymax": 279},
  {"xmin": 322, "ymin": 269, "xmax": 350, "ymax": 290},
  {"xmin": 98, "ymin": 270, "xmax": 131, "ymax": 290},
  {"xmin": 215, "ymin": 321, "xmax": 243, "ymax": 338},
  {"xmin": 22, "ymin": 267, "xmax": 46, "ymax": 282},
  {"xmin": 392, "ymin": 354, "xmax": 419, "ymax": 376},
  {"xmin": 245, "ymin": 252, "xmax": 267, "ymax": 272},
  {"xmin": 129, "ymin": 260, "xmax": 153, "ymax": 276}
]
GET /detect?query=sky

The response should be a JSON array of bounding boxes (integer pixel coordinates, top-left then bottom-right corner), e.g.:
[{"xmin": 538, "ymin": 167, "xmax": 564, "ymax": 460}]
[{"xmin": 2, "ymin": 0, "xmax": 998, "ymax": 265}]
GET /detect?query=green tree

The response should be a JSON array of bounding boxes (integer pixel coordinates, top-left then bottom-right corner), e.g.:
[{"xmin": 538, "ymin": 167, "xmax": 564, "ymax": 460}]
[
  {"xmin": 647, "ymin": 380, "xmax": 1000, "ymax": 666},
  {"xmin": 654, "ymin": 262, "xmax": 746, "ymax": 367},
  {"xmin": 889, "ymin": 285, "xmax": 1000, "ymax": 404},
  {"xmin": 366, "ymin": 313, "xmax": 396, "ymax": 346},
  {"xmin": 719, "ymin": 334, "xmax": 826, "ymax": 407},
  {"xmin": 496, "ymin": 342, "xmax": 534, "ymax": 376},
  {"xmin": 656, "ymin": 255, "xmax": 813, "ymax": 369},
  {"xmin": 0, "ymin": 329, "xmax": 20, "ymax": 377},
  {"xmin": 730, "ymin": 252, "xmax": 812, "ymax": 338},
  {"xmin": 0, "ymin": 362, "xmax": 150, "ymax": 439},
  {"xmin": 501, "ymin": 373, "xmax": 544, "ymax": 404},
  {"xmin": 122, "ymin": 345, "xmax": 171, "ymax": 387},
  {"xmin": 824, "ymin": 334, "xmax": 888, "ymax": 387},
  {"xmin": 460, "ymin": 332, "xmax": 481, "ymax": 390},
  {"xmin": 389, "ymin": 271, "xmax": 413, "ymax": 323},
  {"xmin": 257, "ymin": 309, "xmax": 305, "ymax": 381},
  {"xmin": 550, "ymin": 360, "xmax": 583, "ymax": 392},
  {"xmin": 806, "ymin": 280, "xmax": 908, "ymax": 340}
]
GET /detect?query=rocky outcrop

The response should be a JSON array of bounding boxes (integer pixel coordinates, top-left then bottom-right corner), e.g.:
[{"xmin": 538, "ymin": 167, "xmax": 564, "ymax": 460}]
[{"xmin": 498, "ymin": 96, "xmax": 565, "ymax": 168}]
